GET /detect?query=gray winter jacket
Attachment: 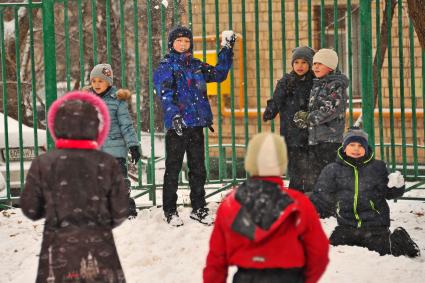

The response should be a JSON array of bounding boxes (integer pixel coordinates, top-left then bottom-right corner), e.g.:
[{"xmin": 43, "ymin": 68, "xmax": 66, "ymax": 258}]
[
  {"xmin": 97, "ymin": 87, "xmax": 139, "ymax": 158},
  {"xmin": 307, "ymin": 71, "xmax": 349, "ymax": 145}
]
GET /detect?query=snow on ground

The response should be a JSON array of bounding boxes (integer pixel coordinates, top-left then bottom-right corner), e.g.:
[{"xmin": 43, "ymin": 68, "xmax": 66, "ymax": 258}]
[{"xmin": 1, "ymin": 187, "xmax": 425, "ymax": 283}]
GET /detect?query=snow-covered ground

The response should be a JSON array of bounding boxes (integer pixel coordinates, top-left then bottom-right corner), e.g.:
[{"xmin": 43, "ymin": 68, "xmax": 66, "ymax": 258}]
[{"xmin": 1, "ymin": 185, "xmax": 424, "ymax": 283}]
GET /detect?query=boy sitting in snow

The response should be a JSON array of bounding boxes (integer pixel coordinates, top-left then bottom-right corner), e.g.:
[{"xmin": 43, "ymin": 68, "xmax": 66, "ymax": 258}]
[
  {"xmin": 153, "ymin": 26, "xmax": 236, "ymax": 226},
  {"xmin": 310, "ymin": 127, "xmax": 420, "ymax": 257}
]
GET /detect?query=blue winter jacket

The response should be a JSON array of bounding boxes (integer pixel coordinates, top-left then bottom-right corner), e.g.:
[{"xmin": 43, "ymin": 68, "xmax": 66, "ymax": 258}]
[
  {"xmin": 153, "ymin": 47, "xmax": 233, "ymax": 129},
  {"xmin": 94, "ymin": 87, "xmax": 139, "ymax": 158}
]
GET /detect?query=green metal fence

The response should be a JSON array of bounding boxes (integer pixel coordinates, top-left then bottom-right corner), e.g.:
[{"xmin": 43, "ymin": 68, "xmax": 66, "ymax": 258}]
[{"xmin": 0, "ymin": 0, "xmax": 424, "ymax": 208}]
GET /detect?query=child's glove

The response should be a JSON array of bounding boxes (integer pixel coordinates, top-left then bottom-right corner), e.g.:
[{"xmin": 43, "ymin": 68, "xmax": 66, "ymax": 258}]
[
  {"xmin": 117, "ymin": 88, "xmax": 131, "ymax": 100},
  {"xmin": 129, "ymin": 146, "xmax": 141, "ymax": 164},
  {"xmin": 293, "ymin": 111, "xmax": 309, "ymax": 129},
  {"xmin": 263, "ymin": 99, "xmax": 279, "ymax": 122},
  {"xmin": 387, "ymin": 171, "xmax": 404, "ymax": 188},
  {"xmin": 172, "ymin": 115, "xmax": 186, "ymax": 136},
  {"xmin": 221, "ymin": 30, "xmax": 237, "ymax": 49}
]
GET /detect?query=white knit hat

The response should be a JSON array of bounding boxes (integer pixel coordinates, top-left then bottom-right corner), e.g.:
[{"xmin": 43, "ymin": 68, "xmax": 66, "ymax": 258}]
[
  {"xmin": 244, "ymin": 132, "xmax": 288, "ymax": 177},
  {"xmin": 313, "ymin": 48, "xmax": 338, "ymax": 70},
  {"xmin": 90, "ymin": 64, "xmax": 113, "ymax": 86}
]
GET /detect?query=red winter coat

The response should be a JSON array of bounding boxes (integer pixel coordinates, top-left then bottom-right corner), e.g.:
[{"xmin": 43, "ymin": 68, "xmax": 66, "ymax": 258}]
[{"xmin": 203, "ymin": 177, "xmax": 329, "ymax": 283}]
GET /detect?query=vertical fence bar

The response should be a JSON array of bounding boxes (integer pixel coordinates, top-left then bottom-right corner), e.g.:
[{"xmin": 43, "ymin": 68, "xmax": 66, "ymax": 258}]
[
  {"xmin": 359, "ymin": 0, "xmax": 374, "ymax": 148},
  {"xmin": 0, "ymin": 11, "xmax": 11, "ymax": 198},
  {"xmin": 64, "ymin": 0, "xmax": 71, "ymax": 91},
  {"xmin": 91, "ymin": 0, "xmax": 97, "ymax": 65},
  {"xmin": 119, "ymin": 0, "xmax": 126, "ymax": 88},
  {"xmin": 133, "ymin": 0, "xmax": 142, "ymax": 185},
  {"xmin": 294, "ymin": 0, "xmax": 299, "ymax": 47},
  {"xmin": 268, "ymin": 0, "xmax": 274, "ymax": 133},
  {"xmin": 77, "ymin": 0, "xmax": 85, "ymax": 87},
  {"xmin": 397, "ymin": 0, "xmax": 407, "ymax": 175},
  {"xmin": 187, "ymin": 0, "xmax": 192, "ymax": 30},
  {"xmin": 106, "ymin": 0, "xmax": 111, "ymax": 64},
  {"xmin": 228, "ymin": 0, "xmax": 236, "ymax": 180},
  {"xmin": 387, "ymin": 1, "xmax": 396, "ymax": 170},
  {"xmin": 320, "ymin": 0, "xmax": 325, "ymax": 48},
  {"xmin": 408, "ymin": 21, "xmax": 418, "ymax": 177},
  {"xmin": 43, "ymin": 0, "xmax": 57, "ymax": 149},
  {"xmin": 422, "ymin": 50, "xmax": 425, "ymax": 162},
  {"xmin": 14, "ymin": 8, "xmax": 25, "ymax": 189},
  {"xmin": 375, "ymin": 0, "xmax": 384, "ymax": 160},
  {"xmin": 255, "ymin": 0, "xmax": 261, "ymax": 132},
  {"xmin": 200, "ymin": 0, "xmax": 210, "ymax": 181},
  {"xmin": 146, "ymin": 0, "xmax": 156, "ymax": 204},
  {"xmin": 173, "ymin": 0, "xmax": 179, "ymax": 24},
  {"xmin": 29, "ymin": 0, "xmax": 39, "ymax": 157},
  {"xmin": 214, "ymin": 0, "xmax": 224, "ymax": 180},
  {"xmin": 308, "ymin": 0, "xmax": 312, "ymax": 47},
  {"xmin": 347, "ymin": 0, "xmax": 353, "ymax": 125},
  {"xmin": 242, "ymin": 0, "xmax": 248, "ymax": 146},
  {"xmin": 281, "ymin": 0, "xmax": 286, "ymax": 72},
  {"xmin": 333, "ymin": 0, "xmax": 338, "ymax": 52}
]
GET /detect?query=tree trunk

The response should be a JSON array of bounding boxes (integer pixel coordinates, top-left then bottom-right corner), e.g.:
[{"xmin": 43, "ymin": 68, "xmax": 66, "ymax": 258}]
[
  {"xmin": 0, "ymin": 7, "xmax": 38, "ymax": 124},
  {"xmin": 407, "ymin": 0, "xmax": 425, "ymax": 50},
  {"xmin": 373, "ymin": 0, "xmax": 397, "ymax": 108}
]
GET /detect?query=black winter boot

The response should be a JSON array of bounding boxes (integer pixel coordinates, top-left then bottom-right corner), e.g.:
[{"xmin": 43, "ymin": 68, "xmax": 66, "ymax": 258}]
[
  {"xmin": 128, "ymin": 197, "xmax": 138, "ymax": 219},
  {"xmin": 390, "ymin": 227, "xmax": 420, "ymax": 257}
]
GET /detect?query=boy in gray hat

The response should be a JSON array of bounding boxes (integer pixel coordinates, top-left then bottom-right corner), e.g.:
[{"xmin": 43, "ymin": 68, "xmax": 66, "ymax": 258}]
[
  {"xmin": 293, "ymin": 48, "xmax": 349, "ymax": 193},
  {"xmin": 263, "ymin": 46, "xmax": 315, "ymax": 192},
  {"xmin": 310, "ymin": 126, "xmax": 420, "ymax": 257}
]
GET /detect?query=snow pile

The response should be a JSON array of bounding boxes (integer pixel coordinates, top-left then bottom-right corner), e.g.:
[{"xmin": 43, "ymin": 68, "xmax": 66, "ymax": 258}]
[{"xmin": 1, "ymin": 191, "xmax": 424, "ymax": 282}]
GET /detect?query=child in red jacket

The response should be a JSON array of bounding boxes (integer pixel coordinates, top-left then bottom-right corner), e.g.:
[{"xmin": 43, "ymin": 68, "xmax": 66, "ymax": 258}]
[{"xmin": 203, "ymin": 132, "xmax": 329, "ymax": 283}]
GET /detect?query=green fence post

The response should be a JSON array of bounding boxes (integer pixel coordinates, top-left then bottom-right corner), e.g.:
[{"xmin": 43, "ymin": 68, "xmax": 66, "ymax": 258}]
[
  {"xmin": 42, "ymin": 0, "xmax": 57, "ymax": 150},
  {"xmin": 359, "ymin": 0, "xmax": 374, "ymax": 148}
]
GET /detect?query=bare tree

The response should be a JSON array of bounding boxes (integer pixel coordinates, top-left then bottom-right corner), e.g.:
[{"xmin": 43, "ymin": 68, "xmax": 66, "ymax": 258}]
[{"xmin": 407, "ymin": 0, "xmax": 425, "ymax": 50}]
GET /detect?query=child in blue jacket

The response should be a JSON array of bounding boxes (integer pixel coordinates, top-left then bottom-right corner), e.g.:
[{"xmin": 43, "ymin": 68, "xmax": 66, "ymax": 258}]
[
  {"xmin": 89, "ymin": 63, "xmax": 141, "ymax": 218},
  {"xmin": 154, "ymin": 26, "xmax": 235, "ymax": 226}
]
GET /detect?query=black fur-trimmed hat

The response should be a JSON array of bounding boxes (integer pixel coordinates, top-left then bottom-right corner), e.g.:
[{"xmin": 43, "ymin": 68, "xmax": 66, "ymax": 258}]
[{"xmin": 168, "ymin": 26, "xmax": 193, "ymax": 53}]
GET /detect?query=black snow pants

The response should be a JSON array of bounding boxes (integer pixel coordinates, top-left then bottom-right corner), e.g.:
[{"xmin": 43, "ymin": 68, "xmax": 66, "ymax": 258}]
[
  {"xmin": 305, "ymin": 142, "xmax": 340, "ymax": 193},
  {"xmin": 233, "ymin": 267, "xmax": 304, "ymax": 283},
  {"xmin": 287, "ymin": 145, "xmax": 309, "ymax": 193},
  {"xmin": 330, "ymin": 225, "xmax": 391, "ymax": 256},
  {"xmin": 163, "ymin": 127, "xmax": 207, "ymax": 214}
]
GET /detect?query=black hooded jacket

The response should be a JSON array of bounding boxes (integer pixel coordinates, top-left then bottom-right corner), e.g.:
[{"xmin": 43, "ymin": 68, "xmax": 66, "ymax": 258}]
[
  {"xmin": 270, "ymin": 71, "xmax": 314, "ymax": 146},
  {"xmin": 310, "ymin": 146, "xmax": 405, "ymax": 228}
]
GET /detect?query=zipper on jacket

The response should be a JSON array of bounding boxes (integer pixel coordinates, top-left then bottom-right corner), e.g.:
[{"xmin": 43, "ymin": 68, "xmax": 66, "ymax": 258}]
[
  {"xmin": 352, "ymin": 167, "xmax": 362, "ymax": 228},
  {"xmin": 369, "ymin": 200, "xmax": 381, "ymax": 214},
  {"xmin": 337, "ymin": 147, "xmax": 362, "ymax": 228}
]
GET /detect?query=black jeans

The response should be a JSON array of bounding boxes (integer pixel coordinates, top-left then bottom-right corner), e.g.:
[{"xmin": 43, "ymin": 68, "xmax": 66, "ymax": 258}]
[
  {"xmin": 330, "ymin": 225, "xmax": 391, "ymax": 256},
  {"xmin": 163, "ymin": 127, "xmax": 206, "ymax": 214},
  {"xmin": 116, "ymin": 157, "xmax": 131, "ymax": 191},
  {"xmin": 287, "ymin": 145, "xmax": 309, "ymax": 192},
  {"xmin": 233, "ymin": 267, "xmax": 304, "ymax": 283},
  {"xmin": 305, "ymin": 142, "xmax": 340, "ymax": 192}
]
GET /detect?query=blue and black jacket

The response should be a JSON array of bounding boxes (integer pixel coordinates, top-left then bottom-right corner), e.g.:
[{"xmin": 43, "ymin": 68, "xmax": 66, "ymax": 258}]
[
  {"xmin": 310, "ymin": 146, "xmax": 405, "ymax": 228},
  {"xmin": 153, "ymin": 47, "xmax": 233, "ymax": 130}
]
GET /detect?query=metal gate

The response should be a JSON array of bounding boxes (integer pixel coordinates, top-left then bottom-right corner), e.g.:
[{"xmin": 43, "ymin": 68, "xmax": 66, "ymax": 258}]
[{"xmin": 1, "ymin": 0, "xmax": 424, "ymax": 207}]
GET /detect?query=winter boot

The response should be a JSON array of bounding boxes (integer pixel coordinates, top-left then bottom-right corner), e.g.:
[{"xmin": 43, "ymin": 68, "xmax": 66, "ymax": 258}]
[
  {"xmin": 164, "ymin": 211, "xmax": 184, "ymax": 227},
  {"xmin": 390, "ymin": 227, "xmax": 420, "ymax": 257},
  {"xmin": 190, "ymin": 207, "xmax": 214, "ymax": 226},
  {"xmin": 128, "ymin": 197, "xmax": 138, "ymax": 219}
]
